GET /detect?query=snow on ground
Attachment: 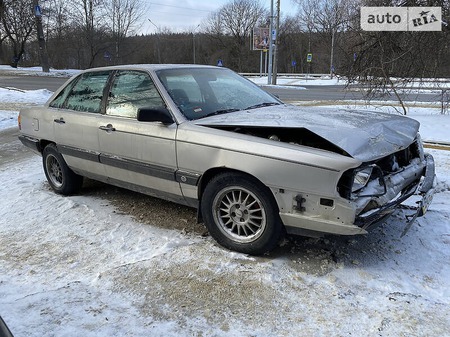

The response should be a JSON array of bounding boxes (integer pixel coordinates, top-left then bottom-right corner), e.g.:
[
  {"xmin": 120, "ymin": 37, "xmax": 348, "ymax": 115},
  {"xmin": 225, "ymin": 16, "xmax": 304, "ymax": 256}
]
[
  {"xmin": 250, "ymin": 75, "xmax": 450, "ymax": 91},
  {"xmin": 0, "ymin": 88, "xmax": 52, "ymax": 104},
  {"xmin": 0, "ymin": 70, "xmax": 449, "ymax": 336},
  {"xmin": 0, "ymin": 65, "xmax": 79, "ymax": 78},
  {"xmin": 249, "ymin": 75, "xmax": 344, "ymax": 87}
]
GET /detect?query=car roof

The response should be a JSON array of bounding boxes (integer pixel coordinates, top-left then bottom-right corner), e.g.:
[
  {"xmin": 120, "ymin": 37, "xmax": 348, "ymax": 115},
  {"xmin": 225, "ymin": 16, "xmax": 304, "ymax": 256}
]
[{"xmin": 83, "ymin": 64, "xmax": 221, "ymax": 73}]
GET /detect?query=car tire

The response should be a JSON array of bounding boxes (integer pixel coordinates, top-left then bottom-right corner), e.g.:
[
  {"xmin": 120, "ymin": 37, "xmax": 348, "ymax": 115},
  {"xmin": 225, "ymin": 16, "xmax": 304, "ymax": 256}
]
[
  {"xmin": 201, "ymin": 172, "xmax": 283, "ymax": 255},
  {"xmin": 42, "ymin": 144, "xmax": 83, "ymax": 195}
]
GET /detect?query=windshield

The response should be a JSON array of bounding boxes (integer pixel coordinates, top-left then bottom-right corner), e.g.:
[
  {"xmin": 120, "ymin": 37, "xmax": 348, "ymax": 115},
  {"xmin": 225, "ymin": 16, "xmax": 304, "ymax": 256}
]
[{"xmin": 156, "ymin": 67, "xmax": 281, "ymax": 120}]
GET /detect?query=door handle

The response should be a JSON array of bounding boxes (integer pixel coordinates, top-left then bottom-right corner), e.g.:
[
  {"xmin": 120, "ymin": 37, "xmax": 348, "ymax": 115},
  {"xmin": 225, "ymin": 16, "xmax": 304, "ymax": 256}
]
[
  {"xmin": 99, "ymin": 124, "xmax": 116, "ymax": 132},
  {"xmin": 53, "ymin": 117, "xmax": 65, "ymax": 124}
]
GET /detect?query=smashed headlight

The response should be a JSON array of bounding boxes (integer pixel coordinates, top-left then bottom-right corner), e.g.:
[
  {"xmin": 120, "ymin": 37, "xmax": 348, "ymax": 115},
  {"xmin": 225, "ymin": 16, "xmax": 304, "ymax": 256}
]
[
  {"xmin": 352, "ymin": 166, "xmax": 374, "ymax": 193},
  {"xmin": 339, "ymin": 164, "xmax": 387, "ymax": 199}
]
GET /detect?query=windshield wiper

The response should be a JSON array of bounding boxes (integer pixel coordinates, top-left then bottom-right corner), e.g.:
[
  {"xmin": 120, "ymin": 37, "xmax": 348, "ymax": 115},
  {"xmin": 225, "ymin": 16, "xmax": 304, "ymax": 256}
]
[
  {"xmin": 245, "ymin": 102, "xmax": 280, "ymax": 110},
  {"xmin": 200, "ymin": 108, "xmax": 241, "ymax": 119}
]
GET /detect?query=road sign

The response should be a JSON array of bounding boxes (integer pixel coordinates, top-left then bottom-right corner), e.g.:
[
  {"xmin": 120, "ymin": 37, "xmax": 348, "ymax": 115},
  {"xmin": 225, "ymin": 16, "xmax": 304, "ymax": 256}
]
[
  {"xmin": 35, "ymin": 5, "xmax": 42, "ymax": 17},
  {"xmin": 307, "ymin": 53, "xmax": 312, "ymax": 63}
]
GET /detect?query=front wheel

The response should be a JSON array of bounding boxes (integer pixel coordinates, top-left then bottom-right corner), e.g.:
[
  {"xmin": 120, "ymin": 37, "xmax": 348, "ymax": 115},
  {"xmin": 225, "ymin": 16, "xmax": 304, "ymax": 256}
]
[
  {"xmin": 42, "ymin": 144, "xmax": 83, "ymax": 195},
  {"xmin": 201, "ymin": 172, "xmax": 283, "ymax": 255}
]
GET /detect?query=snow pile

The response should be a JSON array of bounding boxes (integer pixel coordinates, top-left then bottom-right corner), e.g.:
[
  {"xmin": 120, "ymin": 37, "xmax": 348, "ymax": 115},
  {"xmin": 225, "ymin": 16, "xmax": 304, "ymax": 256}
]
[
  {"xmin": 0, "ymin": 88, "xmax": 52, "ymax": 130},
  {"xmin": 0, "ymin": 65, "xmax": 80, "ymax": 78},
  {"xmin": 250, "ymin": 75, "xmax": 344, "ymax": 87},
  {"xmin": 0, "ymin": 87, "xmax": 52, "ymax": 104}
]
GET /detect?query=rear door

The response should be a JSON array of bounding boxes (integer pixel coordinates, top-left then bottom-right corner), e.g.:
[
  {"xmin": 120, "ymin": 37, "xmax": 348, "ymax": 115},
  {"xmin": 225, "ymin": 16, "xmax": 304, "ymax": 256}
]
[
  {"xmin": 97, "ymin": 70, "xmax": 183, "ymax": 203},
  {"xmin": 51, "ymin": 70, "xmax": 111, "ymax": 177}
]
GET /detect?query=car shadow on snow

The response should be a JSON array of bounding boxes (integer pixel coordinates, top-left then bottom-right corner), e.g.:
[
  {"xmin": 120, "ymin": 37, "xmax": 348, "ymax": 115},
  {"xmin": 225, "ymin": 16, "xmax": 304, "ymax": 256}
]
[
  {"xmin": 268, "ymin": 210, "xmax": 431, "ymax": 276},
  {"xmin": 44, "ymin": 177, "xmax": 429, "ymax": 277}
]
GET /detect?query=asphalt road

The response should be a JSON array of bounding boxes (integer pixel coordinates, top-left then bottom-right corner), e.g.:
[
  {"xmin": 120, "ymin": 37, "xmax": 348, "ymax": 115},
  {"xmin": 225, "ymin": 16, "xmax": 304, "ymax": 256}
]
[
  {"xmin": 0, "ymin": 75, "xmax": 69, "ymax": 91},
  {"xmin": 0, "ymin": 73, "xmax": 444, "ymax": 103}
]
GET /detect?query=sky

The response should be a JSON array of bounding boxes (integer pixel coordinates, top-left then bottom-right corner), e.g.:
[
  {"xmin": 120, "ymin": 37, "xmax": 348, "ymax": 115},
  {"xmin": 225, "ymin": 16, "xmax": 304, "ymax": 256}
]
[{"xmin": 139, "ymin": 0, "xmax": 299, "ymax": 34}]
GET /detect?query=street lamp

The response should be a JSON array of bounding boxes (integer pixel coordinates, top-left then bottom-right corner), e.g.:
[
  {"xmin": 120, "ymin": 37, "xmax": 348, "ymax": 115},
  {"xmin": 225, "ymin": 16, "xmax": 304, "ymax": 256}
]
[
  {"xmin": 193, "ymin": 24, "xmax": 200, "ymax": 64},
  {"xmin": 148, "ymin": 18, "xmax": 161, "ymax": 63}
]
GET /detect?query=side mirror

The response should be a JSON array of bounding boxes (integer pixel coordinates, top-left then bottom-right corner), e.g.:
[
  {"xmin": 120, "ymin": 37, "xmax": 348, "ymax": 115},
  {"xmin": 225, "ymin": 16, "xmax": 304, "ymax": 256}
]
[
  {"xmin": 137, "ymin": 107, "xmax": 174, "ymax": 125},
  {"xmin": 0, "ymin": 316, "xmax": 14, "ymax": 337}
]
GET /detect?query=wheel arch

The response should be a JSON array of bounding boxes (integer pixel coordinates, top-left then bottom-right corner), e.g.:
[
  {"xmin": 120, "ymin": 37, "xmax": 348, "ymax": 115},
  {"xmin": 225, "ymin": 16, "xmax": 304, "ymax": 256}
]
[
  {"xmin": 39, "ymin": 139, "xmax": 55, "ymax": 153},
  {"xmin": 196, "ymin": 167, "xmax": 280, "ymax": 222}
]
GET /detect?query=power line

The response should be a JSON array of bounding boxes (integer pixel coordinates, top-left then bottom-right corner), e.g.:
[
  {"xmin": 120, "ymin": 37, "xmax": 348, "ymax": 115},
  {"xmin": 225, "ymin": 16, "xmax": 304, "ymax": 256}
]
[
  {"xmin": 144, "ymin": 1, "xmax": 212, "ymax": 13},
  {"xmin": 145, "ymin": 9, "xmax": 207, "ymax": 18}
]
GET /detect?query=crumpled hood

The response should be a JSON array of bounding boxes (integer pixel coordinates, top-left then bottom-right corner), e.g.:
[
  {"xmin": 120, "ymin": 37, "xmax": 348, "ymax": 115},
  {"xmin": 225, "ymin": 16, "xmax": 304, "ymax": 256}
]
[{"xmin": 194, "ymin": 104, "xmax": 420, "ymax": 162}]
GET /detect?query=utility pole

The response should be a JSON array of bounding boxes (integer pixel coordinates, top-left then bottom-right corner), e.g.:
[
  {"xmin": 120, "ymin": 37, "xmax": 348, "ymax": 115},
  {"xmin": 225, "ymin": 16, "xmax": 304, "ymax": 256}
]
[
  {"xmin": 271, "ymin": 0, "xmax": 280, "ymax": 85},
  {"xmin": 330, "ymin": 29, "xmax": 335, "ymax": 78},
  {"xmin": 267, "ymin": 0, "xmax": 274, "ymax": 85},
  {"xmin": 33, "ymin": 0, "xmax": 50, "ymax": 72}
]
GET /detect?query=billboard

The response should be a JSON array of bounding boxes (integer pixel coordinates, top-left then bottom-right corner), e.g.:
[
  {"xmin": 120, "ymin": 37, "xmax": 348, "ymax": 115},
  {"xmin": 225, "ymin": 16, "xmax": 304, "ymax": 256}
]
[{"xmin": 252, "ymin": 27, "xmax": 270, "ymax": 51}]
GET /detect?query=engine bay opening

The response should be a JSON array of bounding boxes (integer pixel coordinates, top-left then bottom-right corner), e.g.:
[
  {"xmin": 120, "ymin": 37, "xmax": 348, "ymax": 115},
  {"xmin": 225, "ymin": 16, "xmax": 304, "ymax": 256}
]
[{"xmin": 212, "ymin": 126, "xmax": 349, "ymax": 156}]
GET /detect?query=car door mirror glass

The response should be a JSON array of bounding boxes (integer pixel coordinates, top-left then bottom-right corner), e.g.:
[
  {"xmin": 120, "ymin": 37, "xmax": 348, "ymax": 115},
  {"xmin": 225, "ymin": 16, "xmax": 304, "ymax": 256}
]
[{"xmin": 137, "ymin": 107, "xmax": 174, "ymax": 124}]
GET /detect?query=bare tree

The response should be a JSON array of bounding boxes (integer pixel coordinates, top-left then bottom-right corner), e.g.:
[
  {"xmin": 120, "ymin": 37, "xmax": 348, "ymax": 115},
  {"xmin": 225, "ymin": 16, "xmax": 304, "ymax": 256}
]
[
  {"xmin": 68, "ymin": 0, "xmax": 109, "ymax": 68},
  {"xmin": 204, "ymin": 0, "xmax": 268, "ymax": 71},
  {"xmin": 277, "ymin": 16, "xmax": 307, "ymax": 72},
  {"xmin": 1, "ymin": 0, "xmax": 35, "ymax": 67},
  {"xmin": 294, "ymin": 0, "xmax": 355, "ymax": 77},
  {"xmin": 46, "ymin": 0, "xmax": 71, "ymax": 41},
  {"xmin": 105, "ymin": 0, "xmax": 144, "ymax": 64},
  {"xmin": 0, "ymin": 0, "xmax": 7, "ymax": 64},
  {"xmin": 42, "ymin": 0, "xmax": 72, "ymax": 68}
]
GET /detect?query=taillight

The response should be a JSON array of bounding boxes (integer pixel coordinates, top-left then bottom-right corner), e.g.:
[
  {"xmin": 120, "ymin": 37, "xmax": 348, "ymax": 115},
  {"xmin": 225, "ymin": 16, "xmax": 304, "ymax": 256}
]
[{"xmin": 18, "ymin": 114, "xmax": 21, "ymax": 130}]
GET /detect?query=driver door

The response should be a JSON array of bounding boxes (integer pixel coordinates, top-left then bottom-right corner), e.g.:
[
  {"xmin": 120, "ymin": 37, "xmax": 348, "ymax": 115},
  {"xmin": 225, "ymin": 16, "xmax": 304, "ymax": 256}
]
[{"xmin": 97, "ymin": 70, "xmax": 183, "ymax": 203}]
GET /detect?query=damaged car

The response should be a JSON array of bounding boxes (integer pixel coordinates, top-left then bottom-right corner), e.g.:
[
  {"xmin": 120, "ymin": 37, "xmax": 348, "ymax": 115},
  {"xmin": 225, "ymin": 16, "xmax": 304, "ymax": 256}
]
[{"xmin": 18, "ymin": 65, "xmax": 436, "ymax": 255}]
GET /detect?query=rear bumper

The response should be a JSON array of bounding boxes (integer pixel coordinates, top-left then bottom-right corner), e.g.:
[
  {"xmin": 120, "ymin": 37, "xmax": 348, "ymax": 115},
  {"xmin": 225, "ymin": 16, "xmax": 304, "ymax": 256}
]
[{"xmin": 18, "ymin": 135, "xmax": 42, "ymax": 154}]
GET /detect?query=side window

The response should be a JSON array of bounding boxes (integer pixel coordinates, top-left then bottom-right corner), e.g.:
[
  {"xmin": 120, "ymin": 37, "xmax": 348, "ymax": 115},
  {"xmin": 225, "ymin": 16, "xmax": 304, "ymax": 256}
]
[
  {"xmin": 65, "ymin": 71, "xmax": 110, "ymax": 113},
  {"xmin": 106, "ymin": 71, "xmax": 164, "ymax": 118},
  {"xmin": 49, "ymin": 79, "xmax": 76, "ymax": 109}
]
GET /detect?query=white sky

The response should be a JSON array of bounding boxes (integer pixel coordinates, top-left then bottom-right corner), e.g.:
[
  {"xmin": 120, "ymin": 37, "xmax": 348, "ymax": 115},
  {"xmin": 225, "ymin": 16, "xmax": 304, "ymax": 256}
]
[{"xmin": 140, "ymin": 0, "xmax": 299, "ymax": 34}]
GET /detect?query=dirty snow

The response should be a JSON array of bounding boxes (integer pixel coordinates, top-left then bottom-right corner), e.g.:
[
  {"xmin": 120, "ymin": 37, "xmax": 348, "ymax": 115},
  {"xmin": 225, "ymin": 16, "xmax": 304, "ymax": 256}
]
[{"xmin": 0, "ymin": 71, "xmax": 449, "ymax": 337}]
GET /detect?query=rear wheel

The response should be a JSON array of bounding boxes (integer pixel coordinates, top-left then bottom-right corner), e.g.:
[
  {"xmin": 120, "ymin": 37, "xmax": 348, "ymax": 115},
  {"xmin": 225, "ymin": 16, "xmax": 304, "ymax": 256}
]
[
  {"xmin": 42, "ymin": 144, "xmax": 83, "ymax": 195},
  {"xmin": 201, "ymin": 172, "xmax": 283, "ymax": 255}
]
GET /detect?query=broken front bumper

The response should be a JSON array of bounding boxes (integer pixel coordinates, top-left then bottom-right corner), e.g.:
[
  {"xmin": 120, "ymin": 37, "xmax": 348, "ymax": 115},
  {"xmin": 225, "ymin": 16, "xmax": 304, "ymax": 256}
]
[{"xmin": 355, "ymin": 153, "xmax": 436, "ymax": 232}]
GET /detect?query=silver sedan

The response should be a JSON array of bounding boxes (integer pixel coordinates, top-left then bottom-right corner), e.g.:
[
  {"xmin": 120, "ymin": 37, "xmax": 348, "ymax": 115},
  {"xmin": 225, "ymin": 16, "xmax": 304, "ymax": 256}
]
[{"xmin": 18, "ymin": 65, "xmax": 436, "ymax": 254}]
